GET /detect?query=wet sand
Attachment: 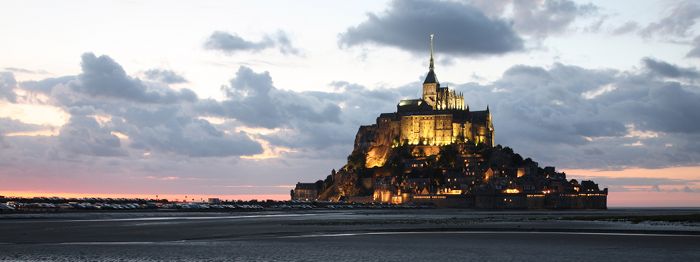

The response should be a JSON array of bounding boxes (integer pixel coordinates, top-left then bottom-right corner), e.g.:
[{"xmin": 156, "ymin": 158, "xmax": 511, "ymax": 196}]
[{"xmin": 0, "ymin": 209, "xmax": 698, "ymax": 261}]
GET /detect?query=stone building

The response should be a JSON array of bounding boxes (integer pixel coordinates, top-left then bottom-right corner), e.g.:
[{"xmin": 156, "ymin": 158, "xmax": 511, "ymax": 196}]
[
  {"xmin": 359, "ymin": 35, "xmax": 494, "ymax": 168},
  {"xmin": 291, "ymin": 183, "xmax": 319, "ymax": 201}
]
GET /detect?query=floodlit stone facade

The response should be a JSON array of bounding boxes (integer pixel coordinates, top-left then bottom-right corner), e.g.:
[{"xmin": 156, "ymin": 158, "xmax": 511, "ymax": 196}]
[{"xmin": 358, "ymin": 35, "xmax": 493, "ymax": 168}]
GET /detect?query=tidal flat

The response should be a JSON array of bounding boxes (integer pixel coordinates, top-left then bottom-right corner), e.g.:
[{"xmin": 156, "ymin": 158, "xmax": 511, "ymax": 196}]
[{"xmin": 0, "ymin": 208, "xmax": 698, "ymax": 261}]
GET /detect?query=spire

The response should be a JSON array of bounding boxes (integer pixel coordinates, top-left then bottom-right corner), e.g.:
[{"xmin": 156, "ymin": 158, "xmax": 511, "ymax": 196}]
[
  {"xmin": 423, "ymin": 34, "xmax": 439, "ymax": 84},
  {"xmin": 429, "ymin": 34, "xmax": 435, "ymax": 71}
]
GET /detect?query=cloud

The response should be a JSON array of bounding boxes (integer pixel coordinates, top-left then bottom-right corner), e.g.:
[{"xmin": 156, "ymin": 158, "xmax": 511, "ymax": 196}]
[
  {"xmin": 57, "ymin": 115, "xmax": 127, "ymax": 157},
  {"xmin": 611, "ymin": 21, "xmax": 639, "ymax": 35},
  {"xmin": 272, "ymin": 31, "xmax": 301, "ymax": 56},
  {"xmin": 580, "ymin": 176, "xmax": 699, "ymax": 187},
  {"xmin": 642, "ymin": 57, "xmax": 700, "ymax": 80},
  {"xmin": 72, "ymin": 53, "xmax": 197, "ymax": 103},
  {"xmin": 204, "ymin": 31, "xmax": 300, "ymax": 55},
  {"xmin": 3, "ymin": 67, "xmax": 49, "ymax": 75},
  {"xmin": 0, "ymin": 72, "xmax": 17, "ymax": 102},
  {"xmin": 205, "ymin": 31, "xmax": 273, "ymax": 52},
  {"xmin": 339, "ymin": 0, "xmax": 523, "ymax": 56},
  {"xmin": 687, "ymin": 36, "xmax": 700, "ymax": 58},
  {"xmin": 257, "ymin": 81, "xmax": 414, "ymax": 153},
  {"xmin": 66, "ymin": 102, "xmax": 264, "ymax": 158},
  {"xmin": 454, "ymin": 58, "xmax": 700, "ymax": 169},
  {"xmin": 577, "ymin": 176, "xmax": 700, "ymax": 193},
  {"xmin": 0, "ymin": 118, "xmax": 48, "ymax": 134},
  {"xmin": 199, "ymin": 66, "xmax": 341, "ymax": 129},
  {"xmin": 3, "ymin": 52, "xmax": 700, "ymax": 184},
  {"xmin": 192, "ymin": 58, "xmax": 700, "ymax": 168},
  {"xmin": 583, "ymin": 15, "xmax": 608, "ymax": 33},
  {"xmin": 640, "ymin": 0, "xmax": 700, "ymax": 38},
  {"xmin": 144, "ymin": 69, "xmax": 187, "ymax": 84},
  {"xmin": 20, "ymin": 76, "xmax": 76, "ymax": 94},
  {"xmin": 0, "ymin": 118, "xmax": 50, "ymax": 148},
  {"xmin": 469, "ymin": 0, "xmax": 599, "ymax": 37},
  {"xmin": 48, "ymin": 54, "xmax": 699, "ymax": 168},
  {"xmin": 123, "ymin": 110, "xmax": 264, "ymax": 157},
  {"xmin": 3, "ymin": 53, "xmax": 264, "ymax": 159},
  {"xmin": 508, "ymin": 0, "xmax": 598, "ymax": 38}
]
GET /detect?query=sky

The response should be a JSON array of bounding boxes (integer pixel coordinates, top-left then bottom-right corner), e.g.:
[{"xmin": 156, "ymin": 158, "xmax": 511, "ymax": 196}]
[{"xmin": 0, "ymin": 0, "xmax": 699, "ymax": 206}]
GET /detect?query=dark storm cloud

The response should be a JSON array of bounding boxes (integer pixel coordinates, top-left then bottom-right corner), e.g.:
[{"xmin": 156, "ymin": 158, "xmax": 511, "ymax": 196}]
[
  {"xmin": 642, "ymin": 57, "xmax": 700, "ymax": 80},
  {"xmin": 73, "ymin": 53, "xmax": 197, "ymax": 103},
  {"xmin": 204, "ymin": 31, "xmax": 300, "ymax": 55},
  {"xmin": 0, "ymin": 72, "xmax": 17, "ymax": 102},
  {"xmin": 339, "ymin": 0, "xmax": 524, "ymax": 56},
  {"xmin": 144, "ymin": 69, "xmax": 187, "ymax": 84},
  {"xmin": 640, "ymin": 0, "xmax": 700, "ymax": 38}
]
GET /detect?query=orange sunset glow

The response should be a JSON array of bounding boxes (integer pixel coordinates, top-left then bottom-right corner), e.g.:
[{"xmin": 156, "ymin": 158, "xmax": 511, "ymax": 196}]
[{"xmin": 0, "ymin": 191, "xmax": 291, "ymax": 202}]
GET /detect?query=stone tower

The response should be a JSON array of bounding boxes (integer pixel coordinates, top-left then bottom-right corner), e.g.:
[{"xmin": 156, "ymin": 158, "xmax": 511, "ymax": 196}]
[{"xmin": 422, "ymin": 34, "xmax": 439, "ymax": 108}]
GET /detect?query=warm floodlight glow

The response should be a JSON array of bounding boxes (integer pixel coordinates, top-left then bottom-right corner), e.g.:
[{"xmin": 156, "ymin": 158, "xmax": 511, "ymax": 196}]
[{"xmin": 504, "ymin": 188, "xmax": 520, "ymax": 194}]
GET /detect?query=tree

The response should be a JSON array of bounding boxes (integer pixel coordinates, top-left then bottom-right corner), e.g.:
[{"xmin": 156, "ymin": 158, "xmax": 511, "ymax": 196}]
[
  {"xmin": 347, "ymin": 150, "xmax": 366, "ymax": 171},
  {"xmin": 437, "ymin": 145, "xmax": 458, "ymax": 169}
]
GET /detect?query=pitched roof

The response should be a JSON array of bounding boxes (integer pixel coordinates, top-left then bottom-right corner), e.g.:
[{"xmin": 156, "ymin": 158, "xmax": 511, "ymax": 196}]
[
  {"xmin": 423, "ymin": 69, "xmax": 438, "ymax": 84},
  {"xmin": 470, "ymin": 110, "xmax": 490, "ymax": 124}
]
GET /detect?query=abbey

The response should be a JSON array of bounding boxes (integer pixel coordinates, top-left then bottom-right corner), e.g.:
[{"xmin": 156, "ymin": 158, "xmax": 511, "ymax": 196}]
[
  {"xmin": 293, "ymin": 35, "xmax": 607, "ymax": 209},
  {"xmin": 359, "ymin": 35, "xmax": 493, "ymax": 168}
]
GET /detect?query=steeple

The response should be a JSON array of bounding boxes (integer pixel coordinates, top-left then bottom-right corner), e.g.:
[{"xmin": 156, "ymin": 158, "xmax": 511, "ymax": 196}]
[
  {"xmin": 423, "ymin": 34, "xmax": 438, "ymax": 84},
  {"xmin": 429, "ymin": 33, "xmax": 435, "ymax": 71}
]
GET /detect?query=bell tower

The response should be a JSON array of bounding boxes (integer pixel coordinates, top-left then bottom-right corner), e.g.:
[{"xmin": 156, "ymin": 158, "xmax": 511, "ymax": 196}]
[{"xmin": 422, "ymin": 34, "xmax": 438, "ymax": 108}]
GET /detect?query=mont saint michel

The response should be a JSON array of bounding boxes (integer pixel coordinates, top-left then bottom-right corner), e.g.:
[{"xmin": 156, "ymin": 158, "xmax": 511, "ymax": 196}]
[{"xmin": 294, "ymin": 36, "xmax": 608, "ymax": 209}]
